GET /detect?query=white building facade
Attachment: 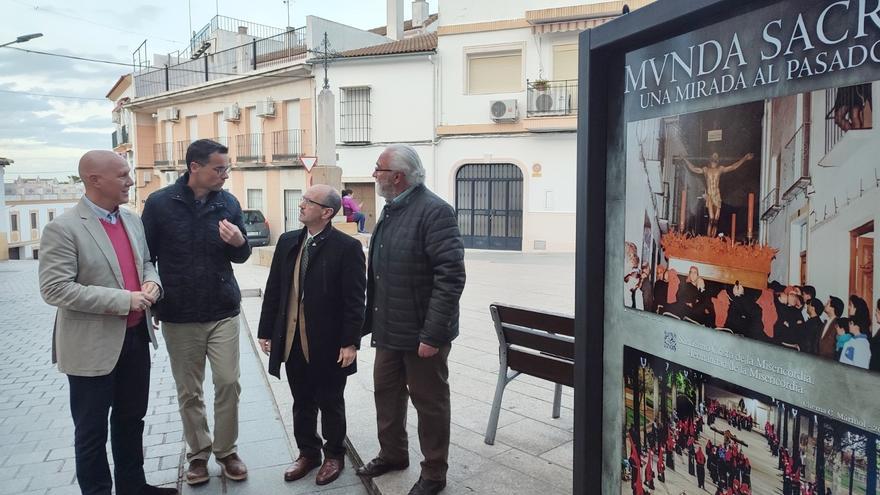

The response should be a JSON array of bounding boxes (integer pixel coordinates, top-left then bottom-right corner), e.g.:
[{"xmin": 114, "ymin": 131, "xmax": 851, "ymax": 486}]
[
  {"xmin": 433, "ymin": 0, "xmax": 651, "ymax": 251},
  {"xmin": 4, "ymin": 178, "xmax": 83, "ymax": 260}
]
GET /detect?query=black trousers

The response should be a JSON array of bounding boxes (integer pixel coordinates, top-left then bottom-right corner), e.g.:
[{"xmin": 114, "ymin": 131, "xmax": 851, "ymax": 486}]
[
  {"xmin": 67, "ymin": 323, "xmax": 150, "ymax": 495},
  {"xmin": 285, "ymin": 349, "xmax": 347, "ymax": 460}
]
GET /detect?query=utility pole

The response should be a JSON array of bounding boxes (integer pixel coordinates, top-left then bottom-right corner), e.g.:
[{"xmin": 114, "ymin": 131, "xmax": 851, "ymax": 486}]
[{"xmin": 283, "ymin": 0, "xmax": 292, "ymax": 29}]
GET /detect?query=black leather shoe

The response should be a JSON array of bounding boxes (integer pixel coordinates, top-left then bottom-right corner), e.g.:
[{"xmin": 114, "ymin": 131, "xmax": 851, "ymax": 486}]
[
  {"xmin": 408, "ymin": 476, "xmax": 446, "ymax": 495},
  {"xmin": 355, "ymin": 457, "xmax": 409, "ymax": 477},
  {"xmin": 138, "ymin": 485, "xmax": 179, "ymax": 495}
]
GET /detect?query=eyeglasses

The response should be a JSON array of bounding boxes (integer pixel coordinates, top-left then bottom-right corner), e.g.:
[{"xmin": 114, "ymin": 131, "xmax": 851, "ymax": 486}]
[
  {"xmin": 373, "ymin": 166, "xmax": 398, "ymax": 173},
  {"xmin": 300, "ymin": 197, "xmax": 332, "ymax": 209}
]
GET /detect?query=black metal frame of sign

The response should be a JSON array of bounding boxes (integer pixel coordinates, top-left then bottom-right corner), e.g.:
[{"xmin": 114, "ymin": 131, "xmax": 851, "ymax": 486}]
[{"xmin": 576, "ymin": 0, "xmax": 880, "ymax": 493}]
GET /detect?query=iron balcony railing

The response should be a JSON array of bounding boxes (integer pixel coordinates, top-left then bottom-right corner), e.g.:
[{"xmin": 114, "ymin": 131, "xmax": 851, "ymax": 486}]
[
  {"xmin": 780, "ymin": 124, "xmax": 811, "ymax": 201},
  {"xmin": 154, "ymin": 143, "xmax": 173, "ymax": 167},
  {"xmin": 134, "ymin": 26, "xmax": 307, "ymax": 98},
  {"xmin": 175, "ymin": 141, "xmax": 190, "ymax": 165},
  {"xmin": 526, "ymin": 79, "xmax": 578, "ymax": 117},
  {"xmin": 272, "ymin": 129, "xmax": 306, "ymax": 162},
  {"xmin": 111, "ymin": 126, "xmax": 130, "ymax": 148},
  {"xmin": 761, "ymin": 187, "xmax": 782, "ymax": 221},
  {"xmin": 235, "ymin": 133, "xmax": 263, "ymax": 163}
]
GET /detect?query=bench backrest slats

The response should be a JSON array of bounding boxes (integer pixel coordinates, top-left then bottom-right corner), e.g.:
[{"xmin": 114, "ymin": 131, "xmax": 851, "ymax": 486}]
[
  {"xmin": 507, "ymin": 349, "xmax": 574, "ymax": 387},
  {"xmin": 502, "ymin": 324, "xmax": 575, "ymax": 360},
  {"xmin": 494, "ymin": 305, "xmax": 574, "ymax": 337}
]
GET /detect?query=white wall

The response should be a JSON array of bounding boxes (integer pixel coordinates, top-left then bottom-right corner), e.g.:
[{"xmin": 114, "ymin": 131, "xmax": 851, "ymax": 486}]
[
  {"xmin": 6, "ymin": 201, "xmax": 78, "ymax": 259},
  {"xmin": 307, "ymin": 16, "xmax": 391, "ymax": 52},
  {"xmin": 330, "ymin": 55, "xmax": 436, "ymax": 144},
  {"xmin": 437, "ymin": 27, "xmax": 579, "ymax": 126},
  {"xmin": 436, "ymin": 132, "xmax": 577, "ymax": 251},
  {"xmin": 439, "ymin": 0, "xmax": 612, "ymax": 25}
]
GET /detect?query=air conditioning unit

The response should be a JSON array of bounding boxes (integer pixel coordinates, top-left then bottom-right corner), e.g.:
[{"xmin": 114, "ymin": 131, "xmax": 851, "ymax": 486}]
[
  {"xmin": 164, "ymin": 107, "xmax": 180, "ymax": 122},
  {"xmin": 533, "ymin": 92, "xmax": 568, "ymax": 115},
  {"xmin": 490, "ymin": 99, "xmax": 519, "ymax": 122},
  {"xmin": 111, "ymin": 110, "xmax": 122, "ymax": 124},
  {"xmin": 256, "ymin": 98, "xmax": 275, "ymax": 117},
  {"xmin": 223, "ymin": 104, "xmax": 241, "ymax": 122},
  {"xmin": 142, "ymin": 171, "xmax": 152, "ymax": 183}
]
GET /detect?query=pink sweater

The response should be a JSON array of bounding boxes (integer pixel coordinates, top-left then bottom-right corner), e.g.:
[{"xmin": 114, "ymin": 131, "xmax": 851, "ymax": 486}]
[{"xmin": 100, "ymin": 220, "xmax": 144, "ymax": 328}]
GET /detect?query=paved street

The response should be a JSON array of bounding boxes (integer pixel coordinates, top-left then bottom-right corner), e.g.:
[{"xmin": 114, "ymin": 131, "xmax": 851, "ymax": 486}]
[
  {"xmin": 236, "ymin": 249, "xmax": 576, "ymax": 495},
  {"xmin": 1, "ymin": 250, "xmax": 576, "ymax": 495},
  {"xmin": 0, "ymin": 261, "xmax": 366, "ymax": 494}
]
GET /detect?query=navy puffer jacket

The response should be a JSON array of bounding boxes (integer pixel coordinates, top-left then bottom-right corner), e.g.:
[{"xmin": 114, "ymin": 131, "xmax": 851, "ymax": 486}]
[{"xmin": 141, "ymin": 174, "xmax": 251, "ymax": 323}]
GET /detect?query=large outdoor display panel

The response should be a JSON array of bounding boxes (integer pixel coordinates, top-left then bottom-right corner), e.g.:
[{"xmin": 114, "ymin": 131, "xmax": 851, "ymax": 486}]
[
  {"xmin": 622, "ymin": 347, "xmax": 879, "ymax": 495},
  {"xmin": 580, "ymin": 1, "xmax": 880, "ymax": 494}
]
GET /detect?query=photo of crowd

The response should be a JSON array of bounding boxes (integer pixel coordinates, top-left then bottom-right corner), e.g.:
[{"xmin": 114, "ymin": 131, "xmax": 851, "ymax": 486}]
[
  {"xmin": 621, "ymin": 347, "xmax": 880, "ymax": 495},
  {"xmin": 624, "ymin": 79, "xmax": 880, "ymax": 372}
]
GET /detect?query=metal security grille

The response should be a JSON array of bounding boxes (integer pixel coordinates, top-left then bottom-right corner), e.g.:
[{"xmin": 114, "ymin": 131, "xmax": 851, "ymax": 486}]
[
  {"xmin": 455, "ymin": 164, "xmax": 523, "ymax": 250},
  {"xmin": 340, "ymin": 87, "xmax": 371, "ymax": 143}
]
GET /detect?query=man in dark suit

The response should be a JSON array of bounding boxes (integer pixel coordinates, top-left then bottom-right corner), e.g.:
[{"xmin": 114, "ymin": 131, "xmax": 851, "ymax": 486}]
[
  {"xmin": 257, "ymin": 184, "xmax": 366, "ymax": 486},
  {"xmin": 39, "ymin": 151, "xmax": 176, "ymax": 495},
  {"xmin": 817, "ymin": 296, "xmax": 843, "ymax": 359},
  {"xmin": 800, "ymin": 299, "xmax": 824, "ymax": 354}
]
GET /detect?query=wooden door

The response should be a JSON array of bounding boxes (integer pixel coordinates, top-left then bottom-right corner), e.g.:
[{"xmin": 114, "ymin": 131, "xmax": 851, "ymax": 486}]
[
  {"xmin": 345, "ymin": 182, "xmax": 377, "ymax": 232},
  {"xmin": 850, "ymin": 222, "xmax": 874, "ymax": 307}
]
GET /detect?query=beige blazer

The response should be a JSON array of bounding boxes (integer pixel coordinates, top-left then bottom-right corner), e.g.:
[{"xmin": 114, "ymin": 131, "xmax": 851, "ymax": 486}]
[{"xmin": 39, "ymin": 199, "xmax": 161, "ymax": 377}]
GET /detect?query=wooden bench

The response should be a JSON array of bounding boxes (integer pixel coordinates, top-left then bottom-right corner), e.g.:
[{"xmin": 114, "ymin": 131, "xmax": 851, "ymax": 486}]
[{"xmin": 484, "ymin": 303, "xmax": 575, "ymax": 445}]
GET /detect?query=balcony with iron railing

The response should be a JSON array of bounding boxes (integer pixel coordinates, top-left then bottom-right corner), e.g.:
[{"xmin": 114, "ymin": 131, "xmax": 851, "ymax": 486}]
[
  {"xmin": 134, "ymin": 26, "xmax": 307, "ymax": 98},
  {"xmin": 235, "ymin": 133, "xmax": 263, "ymax": 163},
  {"xmin": 175, "ymin": 141, "xmax": 190, "ymax": 166},
  {"xmin": 153, "ymin": 143, "xmax": 173, "ymax": 167},
  {"xmin": 761, "ymin": 187, "xmax": 782, "ymax": 221},
  {"xmin": 272, "ymin": 129, "xmax": 306, "ymax": 163},
  {"xmin": 111, "ymin": 126, "xmax": 130, "ymax": 149},
  {"xmin": 819, "ymin": 84, "xmax": 873, "ymax": 167},
  {"xmin": 779, "ymin": 124, "xmax": 810, "ymax": 201},
  {"xmin": 526, "ymin": 79, "xmax": 578, "ymax": 117}
]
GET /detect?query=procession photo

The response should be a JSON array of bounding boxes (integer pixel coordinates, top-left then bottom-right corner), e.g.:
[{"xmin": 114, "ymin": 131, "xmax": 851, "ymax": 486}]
[
  {"xmin": 623, "ymin": 79, "xmax": 880, "ymax": 372},
  {"xmin": 621, "ymin": 347, "xmax": 880, "ymax": 495}
]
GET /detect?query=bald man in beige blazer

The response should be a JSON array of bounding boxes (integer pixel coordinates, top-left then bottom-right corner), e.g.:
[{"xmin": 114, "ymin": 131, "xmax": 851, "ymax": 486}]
[{"xmin": 39, "ymin": 151, "xmax": 177, "ymax": 495}]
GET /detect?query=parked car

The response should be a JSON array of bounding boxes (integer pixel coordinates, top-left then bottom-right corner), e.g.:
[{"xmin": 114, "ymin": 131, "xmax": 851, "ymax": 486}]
[{"xmin": 242, "ymin": 209, "xmax": 270, "ymax": 247}]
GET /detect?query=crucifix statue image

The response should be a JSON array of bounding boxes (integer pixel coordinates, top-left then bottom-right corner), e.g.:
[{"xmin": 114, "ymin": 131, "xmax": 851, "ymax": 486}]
[{"xmin": 680, "ymin": 152, "xmax": 754, "ymax": 238}]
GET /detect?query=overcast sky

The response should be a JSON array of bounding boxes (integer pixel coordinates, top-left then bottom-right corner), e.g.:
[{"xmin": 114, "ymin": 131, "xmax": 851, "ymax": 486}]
[{"xmin": 0, "ymin": 0, "xmax": 435, "ymax": 180}]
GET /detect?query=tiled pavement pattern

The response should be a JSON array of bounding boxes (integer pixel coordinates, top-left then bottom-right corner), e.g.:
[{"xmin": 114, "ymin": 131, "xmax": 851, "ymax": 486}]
[
  {"xmin": 2, "ymin": 250, "xmax": 575, "ymax": 495},
  {"xmin": 234, "ymin": 250, "xmax": 576, "ymax": 495},
  {"xmin": 0, "ymin": 260, "xmax": 367, "ymax": 494}
]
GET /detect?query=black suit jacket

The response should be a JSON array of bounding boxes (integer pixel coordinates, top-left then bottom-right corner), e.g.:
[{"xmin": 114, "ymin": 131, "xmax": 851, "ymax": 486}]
[{"xmin": 257, "ymin": 226, "xmax": 366, "ymax": 378}]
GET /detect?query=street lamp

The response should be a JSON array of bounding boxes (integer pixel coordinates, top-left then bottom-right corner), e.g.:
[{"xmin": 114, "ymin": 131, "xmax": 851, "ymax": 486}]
[{"xmin": 0, "ymin": 33, "xmax": 43, "ymax": 49}]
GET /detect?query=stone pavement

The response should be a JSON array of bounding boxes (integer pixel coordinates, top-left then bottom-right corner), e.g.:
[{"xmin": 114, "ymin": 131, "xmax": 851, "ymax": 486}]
[
  {"xmin": 0, "ymin": 260, "xmax": 367, "ymax": 495},
  {"xmin": 1, "ymin": 250, "xmax": 576, "ymax": 495},
  {"xmin": 234, "ymin": 250, "xmax": 576, "ymax": 495}
]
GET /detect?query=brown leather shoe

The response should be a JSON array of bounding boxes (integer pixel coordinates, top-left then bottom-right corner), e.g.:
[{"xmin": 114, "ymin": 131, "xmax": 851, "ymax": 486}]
[
  {"xmin": 185, "ymin": 459, "xmax": 209, "ymax": 485},
  {"xmin": 355, "ymin": 456, "xmax": 410, "ymax": 477},
  {"xmin": 216, "ymin": 453, "xmax": 248, "ymax": 481},
  {"xmin": 316, "ymin": 458, "xmax": 344, "ymax": 485},
  {"xmin": 284, "ymin": 455, "xmax": 322, "ymax": 482}
]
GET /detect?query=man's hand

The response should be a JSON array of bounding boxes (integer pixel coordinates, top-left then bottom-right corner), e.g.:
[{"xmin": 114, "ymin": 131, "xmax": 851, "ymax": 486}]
[
  {"xmin": 338, "ymin": 345, "xmax": 357, "ymax": 367},
  {"xmin": 129, "ymin": 291, "xmax": 154, "ymax": 312},
  {"xmin": 417, "ymin": 343, "xmax": 439, "ymax": 359},
  {"xmin": 142, "ymin": 281, "xmax": 161, "ymax": 302},
  {"xmin": 258, "ymin": 338, "xmax": 271, "ymax": 355},
  {"xmin": 219, "ymin": 219, "xmax": 246, "ymax": 247}
]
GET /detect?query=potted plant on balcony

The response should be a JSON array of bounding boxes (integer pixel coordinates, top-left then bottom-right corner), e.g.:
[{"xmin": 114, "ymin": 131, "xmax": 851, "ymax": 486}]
[{"xmin": 532, "ymin": 78, "xmax": 550, "ymax": 91}]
